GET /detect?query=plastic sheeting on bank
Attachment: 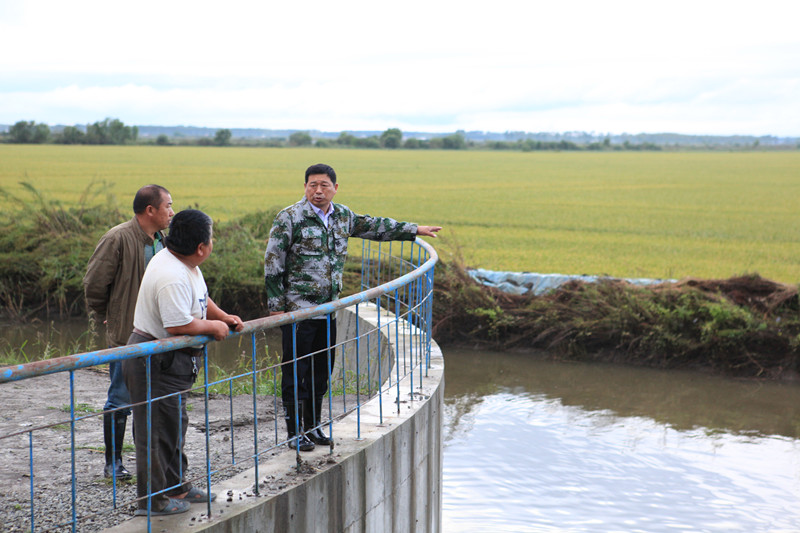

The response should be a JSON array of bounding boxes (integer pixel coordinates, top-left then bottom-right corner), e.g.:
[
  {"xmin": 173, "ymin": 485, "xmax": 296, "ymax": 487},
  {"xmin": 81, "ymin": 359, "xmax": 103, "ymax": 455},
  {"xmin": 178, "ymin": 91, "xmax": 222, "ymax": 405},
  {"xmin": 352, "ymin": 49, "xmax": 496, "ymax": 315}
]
[{"xmin": 467, "ymin": 268, "xmax": 676, "ymax": 296}]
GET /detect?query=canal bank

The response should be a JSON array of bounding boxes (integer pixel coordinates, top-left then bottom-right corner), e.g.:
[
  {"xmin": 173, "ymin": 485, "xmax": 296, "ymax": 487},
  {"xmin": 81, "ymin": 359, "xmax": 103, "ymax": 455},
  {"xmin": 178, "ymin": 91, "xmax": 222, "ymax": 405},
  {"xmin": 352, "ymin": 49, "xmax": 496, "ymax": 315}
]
[{"xmin": 434, "ymin": 264, "xmax": 800, "ymax": 380}]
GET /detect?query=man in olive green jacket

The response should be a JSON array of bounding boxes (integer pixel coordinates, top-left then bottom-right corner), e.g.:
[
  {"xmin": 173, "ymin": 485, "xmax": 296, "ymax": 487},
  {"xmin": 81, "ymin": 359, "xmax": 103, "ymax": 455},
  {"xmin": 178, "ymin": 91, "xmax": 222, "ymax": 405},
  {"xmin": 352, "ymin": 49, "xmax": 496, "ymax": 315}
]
[
  {"xmin": 83, "ymin": 184, "xmax": 174, "ymax": 479},
  {"xmin": 264, "ymin": 163, "xmax": 441, "ymax": 451}
]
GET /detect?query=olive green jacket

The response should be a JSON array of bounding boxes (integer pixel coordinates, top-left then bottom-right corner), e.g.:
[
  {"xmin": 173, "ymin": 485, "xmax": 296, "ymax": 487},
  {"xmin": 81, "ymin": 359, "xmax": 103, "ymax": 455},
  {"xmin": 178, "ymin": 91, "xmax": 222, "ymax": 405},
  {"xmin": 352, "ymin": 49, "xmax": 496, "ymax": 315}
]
[{"xmin": 264, "ymin": 198, "xmax": 417, "ymax": 313}]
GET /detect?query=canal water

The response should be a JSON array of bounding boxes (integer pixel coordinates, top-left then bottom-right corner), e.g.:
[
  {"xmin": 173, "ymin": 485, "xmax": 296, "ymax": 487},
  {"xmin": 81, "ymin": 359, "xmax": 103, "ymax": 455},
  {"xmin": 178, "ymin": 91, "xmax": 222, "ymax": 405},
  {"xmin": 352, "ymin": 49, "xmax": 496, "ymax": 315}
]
[
  {"xmin": 442, "ymin": 347, "xmax": 800, "ymax": 532},
  {"xmin": 4, "ymin": 323, "xmax": 800, "ymax": 531},
  {"xmin": 0, "ymin": 318, "xmax": 279, "ymax": 373}
]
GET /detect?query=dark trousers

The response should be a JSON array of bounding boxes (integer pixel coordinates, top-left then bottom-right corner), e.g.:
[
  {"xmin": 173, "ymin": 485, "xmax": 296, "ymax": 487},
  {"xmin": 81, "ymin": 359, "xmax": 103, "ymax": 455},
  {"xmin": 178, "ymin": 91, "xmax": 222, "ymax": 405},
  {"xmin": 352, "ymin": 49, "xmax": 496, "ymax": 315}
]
[
  {"xmin": 281, "ymin": 319, "xmax": 336, "ymax": 404},
  {"xmin": 123, "ymin": 332, "xmax": 198, "ymax": 511}
]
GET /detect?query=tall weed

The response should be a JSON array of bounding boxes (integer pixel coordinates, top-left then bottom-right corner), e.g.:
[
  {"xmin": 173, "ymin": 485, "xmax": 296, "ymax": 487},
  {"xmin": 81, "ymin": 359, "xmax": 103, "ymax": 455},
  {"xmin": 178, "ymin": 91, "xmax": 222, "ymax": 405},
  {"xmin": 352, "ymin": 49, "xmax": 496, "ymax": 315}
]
[{"xmin": 0, "ymin": 181, "xmax": 124, "ymax": 319}]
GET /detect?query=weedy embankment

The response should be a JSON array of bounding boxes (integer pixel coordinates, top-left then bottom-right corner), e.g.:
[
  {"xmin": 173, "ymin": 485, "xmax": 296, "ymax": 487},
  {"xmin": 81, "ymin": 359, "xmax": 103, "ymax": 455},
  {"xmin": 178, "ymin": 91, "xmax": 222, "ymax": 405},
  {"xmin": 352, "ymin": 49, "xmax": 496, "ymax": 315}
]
[{"xmin": 433, "ymin": 257, "xmax": 800, "ymax": 378}]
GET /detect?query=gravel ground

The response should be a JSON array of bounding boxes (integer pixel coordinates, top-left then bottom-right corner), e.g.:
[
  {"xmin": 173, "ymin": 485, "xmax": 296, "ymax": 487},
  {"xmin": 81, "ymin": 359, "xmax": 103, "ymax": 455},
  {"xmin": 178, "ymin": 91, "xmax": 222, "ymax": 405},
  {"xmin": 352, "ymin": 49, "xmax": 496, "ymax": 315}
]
[{"xmin": 0, "ymin": 367, "xmax": 347, "ymax": 532}]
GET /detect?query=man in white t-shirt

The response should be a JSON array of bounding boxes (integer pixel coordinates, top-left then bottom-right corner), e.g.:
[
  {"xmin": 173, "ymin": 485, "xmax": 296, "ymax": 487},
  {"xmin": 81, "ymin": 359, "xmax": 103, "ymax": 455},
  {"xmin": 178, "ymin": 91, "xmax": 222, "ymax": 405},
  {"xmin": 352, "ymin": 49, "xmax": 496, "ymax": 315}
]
[{"xmin": 123, "ymin": 209, "xmax": 244, "ymax": 516}]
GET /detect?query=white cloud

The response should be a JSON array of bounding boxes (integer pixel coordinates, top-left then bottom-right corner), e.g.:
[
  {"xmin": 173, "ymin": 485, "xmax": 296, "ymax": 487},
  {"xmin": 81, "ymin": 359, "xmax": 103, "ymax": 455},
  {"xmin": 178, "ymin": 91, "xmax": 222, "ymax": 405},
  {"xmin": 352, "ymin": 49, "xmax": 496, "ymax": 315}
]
[{"xmin": 1, "ymin": 0, "xmax": 799, "ymax": 134}]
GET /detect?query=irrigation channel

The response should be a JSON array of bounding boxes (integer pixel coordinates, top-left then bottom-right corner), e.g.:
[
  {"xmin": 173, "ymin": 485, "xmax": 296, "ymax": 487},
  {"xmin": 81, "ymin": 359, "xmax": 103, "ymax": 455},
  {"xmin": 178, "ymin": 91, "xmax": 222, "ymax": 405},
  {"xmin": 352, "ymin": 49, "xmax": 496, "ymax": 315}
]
[{"xmin": 442, "ymin": 347, "xmax": 800, "ymax": 533}]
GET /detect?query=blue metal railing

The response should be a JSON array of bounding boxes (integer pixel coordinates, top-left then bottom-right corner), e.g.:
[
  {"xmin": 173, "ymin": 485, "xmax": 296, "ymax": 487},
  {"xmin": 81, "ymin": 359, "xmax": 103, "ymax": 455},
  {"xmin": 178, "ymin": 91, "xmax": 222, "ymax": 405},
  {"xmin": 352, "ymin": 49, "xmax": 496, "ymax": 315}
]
[{"xmin": 0, "ymin": 239, "xmax": 437, "ymax": 533}]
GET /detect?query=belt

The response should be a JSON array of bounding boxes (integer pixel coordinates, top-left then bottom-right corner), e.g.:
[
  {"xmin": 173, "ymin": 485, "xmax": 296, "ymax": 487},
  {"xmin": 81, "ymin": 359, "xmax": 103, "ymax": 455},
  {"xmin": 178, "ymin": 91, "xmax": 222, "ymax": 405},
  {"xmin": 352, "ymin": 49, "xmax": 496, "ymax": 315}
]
[
  {"xmin": 132, "ymin": 328, "xmax": 155, "ymax": 341},
  {"xmin": 132, "ymin": 328, "xmax": 203, "ymax": 356}
]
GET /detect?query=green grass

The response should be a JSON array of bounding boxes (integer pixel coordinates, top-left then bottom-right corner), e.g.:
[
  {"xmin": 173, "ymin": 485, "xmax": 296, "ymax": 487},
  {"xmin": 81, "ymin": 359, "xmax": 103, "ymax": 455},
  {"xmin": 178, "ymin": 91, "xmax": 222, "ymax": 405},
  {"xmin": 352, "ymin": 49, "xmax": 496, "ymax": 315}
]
[
  {"xmin": 100, "ymin": 474, "xmax": 136, "ymax": 486},
  {"xmin": 57, "ymin": 403, "xmax": 99, "ymax": 414},
  {"xmin": 2, "ymin": 145, "xmax": 799, "ymax": 282}
]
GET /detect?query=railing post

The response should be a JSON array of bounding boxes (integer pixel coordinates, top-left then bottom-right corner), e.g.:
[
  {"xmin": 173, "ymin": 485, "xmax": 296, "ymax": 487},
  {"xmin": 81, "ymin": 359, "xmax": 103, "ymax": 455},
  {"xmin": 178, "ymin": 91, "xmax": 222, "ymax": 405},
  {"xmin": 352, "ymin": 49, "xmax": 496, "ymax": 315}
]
[
  {"xmin": 395, "ymin": 288, "xmax": 402, "ymax": 413},
  {"xmin": 291, "ymin": 323, "xmax": 301, "ymax": 466},
  {"xmin": 28, "ymin": 431, "xmax": 35, "ymax": 531},
  {"xmin": 251, "ymin": 332, "xmax": 260, "ymax": 494},
  {"xmin": 203, "ymin": 345, "xmax": 213, "ymax": 518},
  {"xmin": 325, "ymin": 312, "xmax": 334, "ymax": 451},
  {"xmin": 377, "ymin": 294, "xmax": 384, "ymax": 423},
  {"xmin": 355, "ymin": 303, "xmax": 362, "ymax": 440}
]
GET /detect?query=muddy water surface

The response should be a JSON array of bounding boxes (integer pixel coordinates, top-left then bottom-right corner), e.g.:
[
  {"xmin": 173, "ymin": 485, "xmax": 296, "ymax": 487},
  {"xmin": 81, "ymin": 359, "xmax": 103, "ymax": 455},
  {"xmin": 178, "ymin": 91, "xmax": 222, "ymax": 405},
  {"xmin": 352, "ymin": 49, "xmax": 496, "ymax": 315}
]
[
  {"xmin": 0, "ymin": 318, "xmax": 280, "ymax": 373},
  {"xmin": 443, "ymin": 348, "xmax": 800, "ymax": 532}
]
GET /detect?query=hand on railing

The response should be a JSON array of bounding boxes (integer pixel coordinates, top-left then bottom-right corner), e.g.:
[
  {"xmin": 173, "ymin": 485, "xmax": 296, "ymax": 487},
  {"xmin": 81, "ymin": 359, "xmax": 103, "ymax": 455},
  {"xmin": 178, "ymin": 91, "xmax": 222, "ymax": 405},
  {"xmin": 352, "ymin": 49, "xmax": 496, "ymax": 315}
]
[{"xmin": 223, "ymin": 314, "xmax": 245, "ymax": 333}]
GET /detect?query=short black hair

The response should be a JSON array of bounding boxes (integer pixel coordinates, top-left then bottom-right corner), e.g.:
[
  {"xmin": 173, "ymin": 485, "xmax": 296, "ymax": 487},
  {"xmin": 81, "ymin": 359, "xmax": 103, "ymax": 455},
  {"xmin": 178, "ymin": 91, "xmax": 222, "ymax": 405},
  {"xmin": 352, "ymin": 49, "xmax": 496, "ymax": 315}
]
[
  {"xmin": 165, "ymin": 209, "xmax": 212, "ymax": 255},
  {"xmin": 133, "ymin": 185, "xmax": 169, "ymax": 214},
  {"xmin": 304, "ymin": 163, "xmax": 337, "ymax": 184}
]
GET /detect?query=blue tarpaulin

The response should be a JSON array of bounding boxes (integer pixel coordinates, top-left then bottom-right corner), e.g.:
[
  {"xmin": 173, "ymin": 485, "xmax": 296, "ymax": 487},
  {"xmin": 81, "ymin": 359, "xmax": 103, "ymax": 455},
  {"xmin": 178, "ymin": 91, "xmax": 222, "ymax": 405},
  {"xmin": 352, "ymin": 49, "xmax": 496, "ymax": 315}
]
[{"xmin": 467, "ymin": 268, "xmax": 675, "ymax": 296}]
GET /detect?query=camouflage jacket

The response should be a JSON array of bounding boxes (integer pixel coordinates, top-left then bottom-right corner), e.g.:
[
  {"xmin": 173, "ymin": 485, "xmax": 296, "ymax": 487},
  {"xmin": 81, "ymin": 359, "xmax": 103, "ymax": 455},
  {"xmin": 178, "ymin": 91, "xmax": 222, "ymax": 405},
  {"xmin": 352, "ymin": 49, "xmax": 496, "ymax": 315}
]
[{"xmin": 264, "ymin": 197, "xmax": 418, "ymax": 312}]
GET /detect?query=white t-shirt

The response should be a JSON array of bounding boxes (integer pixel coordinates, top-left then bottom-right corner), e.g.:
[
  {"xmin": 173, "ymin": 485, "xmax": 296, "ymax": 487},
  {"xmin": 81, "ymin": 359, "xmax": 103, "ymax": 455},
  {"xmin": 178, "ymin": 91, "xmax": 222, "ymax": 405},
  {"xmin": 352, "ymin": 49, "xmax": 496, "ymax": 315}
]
[{"xmin": 133, "ymin": 249, "xmax": 209, "ymax": 340}]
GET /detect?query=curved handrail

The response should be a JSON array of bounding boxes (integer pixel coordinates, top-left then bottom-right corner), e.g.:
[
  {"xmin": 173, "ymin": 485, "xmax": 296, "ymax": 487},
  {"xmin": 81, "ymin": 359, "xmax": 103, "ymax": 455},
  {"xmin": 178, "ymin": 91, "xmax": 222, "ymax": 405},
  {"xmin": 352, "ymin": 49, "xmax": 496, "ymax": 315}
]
[
  {"xmin": 0, "ymin": 238, "xmax": 438, "ymax": 533},
  {"xmin": 0, "ymin": 239, "xmax": 437, "ymax": 384}
]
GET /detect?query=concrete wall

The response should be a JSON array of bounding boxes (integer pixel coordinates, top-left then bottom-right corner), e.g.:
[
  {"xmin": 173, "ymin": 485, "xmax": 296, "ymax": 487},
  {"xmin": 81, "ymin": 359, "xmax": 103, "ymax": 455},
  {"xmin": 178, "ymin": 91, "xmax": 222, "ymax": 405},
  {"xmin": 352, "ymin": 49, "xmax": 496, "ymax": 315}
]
[{"xmin": 108, "ymin": 302, "xmax": 444, "ymax": 533}]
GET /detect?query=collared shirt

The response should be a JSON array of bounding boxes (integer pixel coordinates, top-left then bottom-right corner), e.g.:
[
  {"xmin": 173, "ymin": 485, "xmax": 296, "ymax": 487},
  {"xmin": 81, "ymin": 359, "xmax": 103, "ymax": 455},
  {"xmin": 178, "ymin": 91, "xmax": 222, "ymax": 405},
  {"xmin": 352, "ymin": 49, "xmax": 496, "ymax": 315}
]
[
  {"xmin": 307, "ymin": 203, "xmax": 333, "ymax": 319},
  {"xmin": 310, "ymin": 202, "xmax": 334, "ymax": 228},
  {"xmin": 143, "ymin": 232, "xmax": 164, "ymax": 266}
]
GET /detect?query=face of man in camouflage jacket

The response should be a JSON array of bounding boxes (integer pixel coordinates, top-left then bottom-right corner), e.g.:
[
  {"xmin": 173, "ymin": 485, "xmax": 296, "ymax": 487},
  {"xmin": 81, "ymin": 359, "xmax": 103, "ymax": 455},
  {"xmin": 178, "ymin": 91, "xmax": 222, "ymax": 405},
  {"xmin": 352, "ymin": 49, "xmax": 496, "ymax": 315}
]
[{"xmin": 264, "ymin": 189, "xmax": 418, "ymax": 313}]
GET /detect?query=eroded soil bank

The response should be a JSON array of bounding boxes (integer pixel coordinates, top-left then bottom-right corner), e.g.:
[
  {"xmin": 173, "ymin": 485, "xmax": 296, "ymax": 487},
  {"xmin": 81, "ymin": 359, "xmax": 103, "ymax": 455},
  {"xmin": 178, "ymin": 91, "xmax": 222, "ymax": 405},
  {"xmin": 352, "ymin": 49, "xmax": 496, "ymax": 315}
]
[{"xmin": 433, "ymin": 269, "xmax": 800, "ymax": 380}]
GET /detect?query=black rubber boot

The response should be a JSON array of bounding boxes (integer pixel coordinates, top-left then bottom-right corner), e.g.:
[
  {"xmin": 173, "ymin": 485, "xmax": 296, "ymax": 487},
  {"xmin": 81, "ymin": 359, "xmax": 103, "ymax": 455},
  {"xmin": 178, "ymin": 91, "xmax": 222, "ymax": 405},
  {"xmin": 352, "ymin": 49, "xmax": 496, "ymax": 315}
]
[
  {"xmin": 103, "ymin": 412, "xmax": 132, "ymax": 480},
  {"xmin": 305, "ymin": 397, "xmax": 332, "ymax": 447},
  {"xmin": 284, "ymin": 403, "xmax": 314, "ymax": 452}
]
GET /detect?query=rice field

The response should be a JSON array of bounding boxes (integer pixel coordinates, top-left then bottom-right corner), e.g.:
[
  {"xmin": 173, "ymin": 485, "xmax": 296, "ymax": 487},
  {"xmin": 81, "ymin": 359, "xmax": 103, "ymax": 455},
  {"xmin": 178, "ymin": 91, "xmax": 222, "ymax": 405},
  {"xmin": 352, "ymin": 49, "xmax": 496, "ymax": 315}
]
[{"xmin": 2, "ymin": 145, "xmax": 799, "ymax": 283}]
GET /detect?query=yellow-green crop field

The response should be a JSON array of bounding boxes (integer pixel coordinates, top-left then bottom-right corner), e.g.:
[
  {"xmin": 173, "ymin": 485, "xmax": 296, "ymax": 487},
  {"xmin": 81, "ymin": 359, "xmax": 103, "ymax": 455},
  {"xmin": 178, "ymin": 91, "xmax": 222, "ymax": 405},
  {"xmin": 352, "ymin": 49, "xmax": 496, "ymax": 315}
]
[{"xmin": 2, "ymin": 145, "xmax": 799, "ymax": 283}]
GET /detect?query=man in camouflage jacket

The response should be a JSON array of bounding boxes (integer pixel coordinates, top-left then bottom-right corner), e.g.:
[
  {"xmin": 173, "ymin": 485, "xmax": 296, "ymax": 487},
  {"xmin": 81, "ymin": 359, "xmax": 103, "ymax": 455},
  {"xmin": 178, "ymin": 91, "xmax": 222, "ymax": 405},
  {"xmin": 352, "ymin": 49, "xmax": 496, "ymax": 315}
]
[{"xmin": 264, "ymin": 163, "xmax": 441, "ymax": 451}]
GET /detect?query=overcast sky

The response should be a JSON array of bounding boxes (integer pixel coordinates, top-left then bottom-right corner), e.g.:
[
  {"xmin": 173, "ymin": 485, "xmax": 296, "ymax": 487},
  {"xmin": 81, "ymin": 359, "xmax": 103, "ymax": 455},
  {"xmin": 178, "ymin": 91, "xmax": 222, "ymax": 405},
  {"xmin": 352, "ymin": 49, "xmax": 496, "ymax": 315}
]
[{"xmin": 2, "ymin": 0, "xmax": 799, "ymax": 136}]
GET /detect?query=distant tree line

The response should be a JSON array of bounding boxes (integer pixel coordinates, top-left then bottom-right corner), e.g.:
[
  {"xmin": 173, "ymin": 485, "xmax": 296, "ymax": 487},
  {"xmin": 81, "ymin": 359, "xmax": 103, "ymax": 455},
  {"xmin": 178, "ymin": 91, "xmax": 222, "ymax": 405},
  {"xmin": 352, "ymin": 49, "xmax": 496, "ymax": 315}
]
[
  {"xmin": 5, "ymin": 120, "xmax": 795, "ymax": 152},
  {"xmin": 7, "ymin": 121, "xmax": 51, "ymax": 144},
  {"xmin": 3, "ymin": 118, "xmax": 138, "ymax": 145},
  {"xmin": 313, "ymin": 129, "xmax": 469, "ymax": 150},
  {"xmin": 0, "ymin": 122, "xmax": 674, "ymax": 152}
]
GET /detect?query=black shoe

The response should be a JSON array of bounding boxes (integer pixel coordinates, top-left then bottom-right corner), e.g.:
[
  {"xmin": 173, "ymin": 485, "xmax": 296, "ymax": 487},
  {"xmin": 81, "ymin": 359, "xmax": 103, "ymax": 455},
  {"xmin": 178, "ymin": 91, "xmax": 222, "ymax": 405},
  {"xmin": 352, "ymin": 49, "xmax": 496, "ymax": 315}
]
[
  {"xmin": 306, "ymin": 427, "xmax": 332, "ymax": 446},
  {"xmin": 304, "ymin": 397, "xmax": 333, "ymax": 446},
  {"xmin": 288, "ymin": 433, "xmax": 315, "ymax": 452},
  {"xmin": 104, "ymin": 459, "xmax": 132, "ymax": 480},
  {"xmin": 284, "ymin": 401, "xmax": 315, "ymax": 451},
  {"xmin": 103, "ymin": 412, "xmax": 131, "ymax": 480}
]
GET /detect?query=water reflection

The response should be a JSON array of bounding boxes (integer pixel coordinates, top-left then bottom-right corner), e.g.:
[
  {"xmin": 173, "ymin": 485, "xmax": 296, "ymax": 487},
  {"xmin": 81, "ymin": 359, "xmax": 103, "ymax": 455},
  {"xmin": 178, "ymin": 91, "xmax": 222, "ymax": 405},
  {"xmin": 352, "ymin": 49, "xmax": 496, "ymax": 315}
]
[
  {"xmin": 204, "ymin": 328, "xmax": 283, "ymax": 374},
  {"xmin": 0, "ymin": 319, "xmax": 96, "ymax": 362},
  {"xmin": 445, "ymin": 348, "xmax": 800, "ymax": 439},
  {"xmin": 443, "ymin": 348, "xmax": 800, "ymax": 533}
]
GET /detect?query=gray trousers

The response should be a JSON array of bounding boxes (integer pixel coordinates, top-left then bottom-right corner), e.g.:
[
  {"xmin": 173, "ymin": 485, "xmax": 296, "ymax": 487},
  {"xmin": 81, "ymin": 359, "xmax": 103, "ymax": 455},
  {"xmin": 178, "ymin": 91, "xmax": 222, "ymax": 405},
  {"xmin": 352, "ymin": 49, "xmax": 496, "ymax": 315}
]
[{"xmin": 123, "ymin": 332, "xmax": 199, "ymax": 511}]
